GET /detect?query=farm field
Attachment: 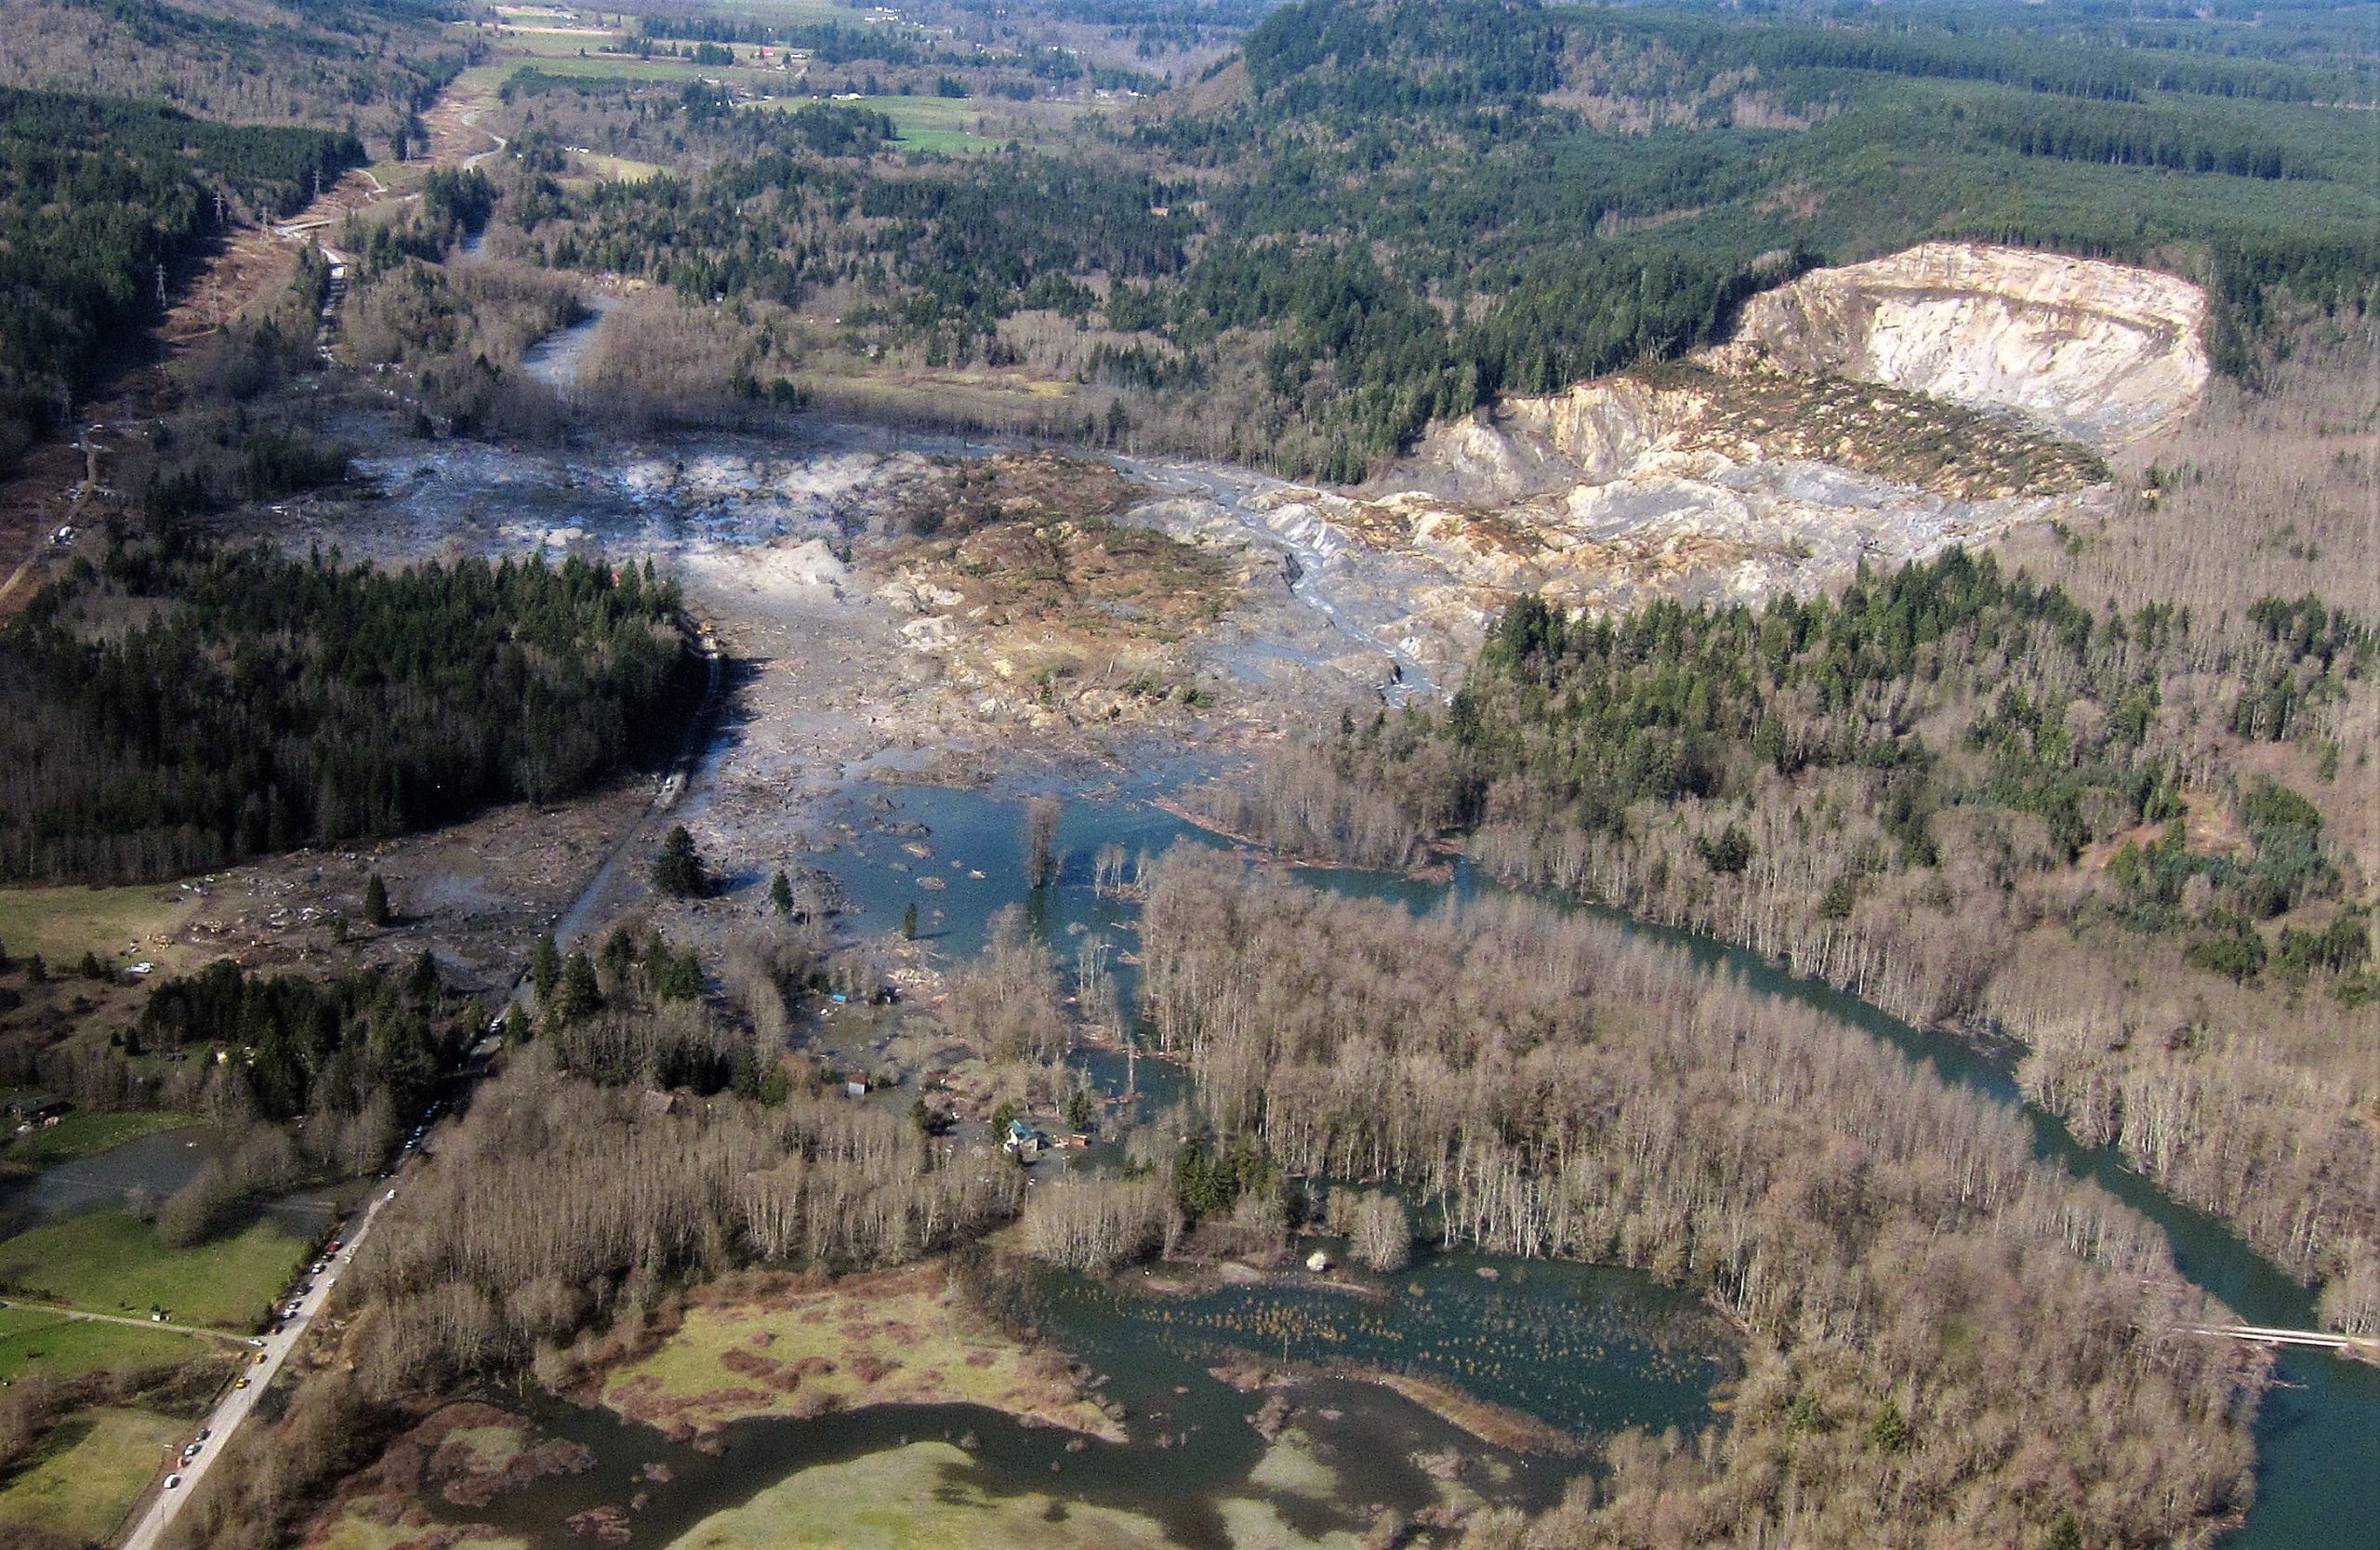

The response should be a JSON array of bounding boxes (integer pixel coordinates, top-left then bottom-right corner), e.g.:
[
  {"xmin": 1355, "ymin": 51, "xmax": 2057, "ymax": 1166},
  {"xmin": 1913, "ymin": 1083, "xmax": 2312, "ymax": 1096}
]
[
  {"xmin": 744, "ymin": 91, "xmax": 1086, "ymax": 152},
  {"xmin": 0, "ymin": 1210, "xmax": 310, "ymax": 1331},
  {"xmin": 0, "ymin": 1404, "xmax": 183, "ymax": 1546},
  {"xmin": 0, "ymin": 884, "xmax": 192, "ymax": 972},
  {"xmin": 1, "ymin": 1112, "xmax": 195, "ymax": 1172},
  {"xmin": 0, "ymin": 1304, "xmax": 220, "ymax": 1384}
]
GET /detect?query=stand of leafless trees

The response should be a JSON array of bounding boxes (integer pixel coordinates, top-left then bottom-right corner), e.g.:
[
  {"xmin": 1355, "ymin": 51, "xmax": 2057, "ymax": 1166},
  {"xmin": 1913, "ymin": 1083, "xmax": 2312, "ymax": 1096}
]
[
  {"xmin": 941, "ymin": 904, "xmax": 1071, "ymax": 1063},
  {"xmin": 345, "ymin": 1047, "xmax": 1022, "ymax": 1401},
  {"xmin": 1204, "ymin": 344, "xmax": 2380, "ymax": 1325},
  {"xmin": 1139, "ymin": 850, "xmax": 2257, "ymax": 1550},
  {"xmin": 1019, "ymin": 1172, "xmax": 1181, "ymax": 1273}
]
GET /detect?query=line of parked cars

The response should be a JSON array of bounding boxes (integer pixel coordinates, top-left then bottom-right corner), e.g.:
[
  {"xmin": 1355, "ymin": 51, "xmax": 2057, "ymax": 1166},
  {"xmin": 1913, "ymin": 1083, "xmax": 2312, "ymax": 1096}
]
[{"xmin": 164, "ymin": 1101, "xmax": 444, "ymax": 1496}]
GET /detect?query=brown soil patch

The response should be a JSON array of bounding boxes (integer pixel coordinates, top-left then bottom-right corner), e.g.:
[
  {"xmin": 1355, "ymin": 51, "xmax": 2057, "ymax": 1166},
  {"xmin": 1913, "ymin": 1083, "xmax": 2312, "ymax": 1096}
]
[{"xmin": 298, "ymin": 1400, "xmax": 562, "ymax": 1550}]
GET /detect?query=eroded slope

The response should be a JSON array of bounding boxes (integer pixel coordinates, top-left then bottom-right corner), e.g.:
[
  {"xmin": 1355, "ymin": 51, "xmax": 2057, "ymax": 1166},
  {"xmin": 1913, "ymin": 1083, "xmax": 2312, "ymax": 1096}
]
[{"xmin": 1129, "ymin": 245, "xmax": 2211, "ymax": 690}]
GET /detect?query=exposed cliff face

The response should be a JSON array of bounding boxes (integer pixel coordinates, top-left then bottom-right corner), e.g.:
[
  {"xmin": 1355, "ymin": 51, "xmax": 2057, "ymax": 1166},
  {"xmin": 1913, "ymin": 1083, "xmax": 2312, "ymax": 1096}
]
[
  {"xmin": 1718, "ymin": 243, "xmax": 2211, "ymax": 444},
  {"xmin": 1134, "ymin": 245, "xmax": 2207, "ymax": 696}
]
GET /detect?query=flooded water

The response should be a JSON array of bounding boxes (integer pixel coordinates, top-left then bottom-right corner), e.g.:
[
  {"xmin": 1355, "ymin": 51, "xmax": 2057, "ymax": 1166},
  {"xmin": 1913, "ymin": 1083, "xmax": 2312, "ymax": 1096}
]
[
  {"xmin": 1029, "ymin": 1247, "xmax": 1736, "ymax": 1457},
  {"xmin": 415, "ymin": 1219, "xmax": 1729, "ymax": 1548},
  {"xmin": 519, "ymin": 295, "xmax": 617, "ymax": 392},
  {"xmin": 0, "ymin": 1125, "xmax": 218, "ymax": 1228},
  {"xmin": 404, "ymin": 782, "xmax": 1746, "ymax": 1545},
  {"xmin": 0, "ymin": 1121, "xmax": 363, "ymax": 1254},
  {"xmin": 804, "ymin": 783, "xmax": 2380, "ymax": 1545}
]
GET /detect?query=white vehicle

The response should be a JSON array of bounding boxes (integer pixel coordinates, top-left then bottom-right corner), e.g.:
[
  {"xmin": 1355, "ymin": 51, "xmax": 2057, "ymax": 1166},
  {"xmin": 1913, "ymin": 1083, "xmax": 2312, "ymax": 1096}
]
[
  {"xmin": 165, "ymin": 1474, "xmax": 182, "ymax": 1490},
  {"xmin": 385, "ymin": 1187, "xmax": 397, "ymax": 1200}
]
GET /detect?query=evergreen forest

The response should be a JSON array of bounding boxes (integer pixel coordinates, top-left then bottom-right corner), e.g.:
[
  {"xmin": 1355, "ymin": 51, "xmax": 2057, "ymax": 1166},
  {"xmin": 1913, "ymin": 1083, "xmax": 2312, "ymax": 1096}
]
[{"xmin": 0, "ymin": 543, "xmax": 697, "ymax": 882}]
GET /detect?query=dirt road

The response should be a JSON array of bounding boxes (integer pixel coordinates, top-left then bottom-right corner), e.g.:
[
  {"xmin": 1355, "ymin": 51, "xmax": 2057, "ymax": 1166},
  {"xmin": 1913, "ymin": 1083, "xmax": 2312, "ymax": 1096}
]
[{"xmin": 0, "ymin": 1300, "xmax": 258, "ymax": 1346}]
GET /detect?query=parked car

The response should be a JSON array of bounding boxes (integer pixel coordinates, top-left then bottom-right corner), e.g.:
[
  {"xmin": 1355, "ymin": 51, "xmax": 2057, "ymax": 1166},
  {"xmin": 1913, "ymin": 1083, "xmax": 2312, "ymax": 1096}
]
[{"xmin": 165, "ymin": 1473, "xmax": 182, "ymax": 1490}]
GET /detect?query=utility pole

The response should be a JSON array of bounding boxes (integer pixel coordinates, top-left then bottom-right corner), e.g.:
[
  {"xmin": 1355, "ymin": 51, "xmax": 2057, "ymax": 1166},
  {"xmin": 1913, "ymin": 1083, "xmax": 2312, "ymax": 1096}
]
[{"xmin": 154, "ymin": 264, "xmax": 167, "ymax": 310}]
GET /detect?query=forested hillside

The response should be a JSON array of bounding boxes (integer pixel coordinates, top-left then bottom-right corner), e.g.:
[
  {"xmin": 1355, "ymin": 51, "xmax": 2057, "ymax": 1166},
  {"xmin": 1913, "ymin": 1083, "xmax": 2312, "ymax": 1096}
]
[
  {"xmin": 0, "ymin": 545, "xmax": 697, "ymax": 882},
  {"xmin": 459, "ymin": 0, "xmax": 2377, "ymax": 477},
  {"xmin": 0, "ymin": 0, "xmax": 464, "ymax": 134},
  {"xmin": 0, "ymin": 88, "xmax": 363, "ymax": 467}
]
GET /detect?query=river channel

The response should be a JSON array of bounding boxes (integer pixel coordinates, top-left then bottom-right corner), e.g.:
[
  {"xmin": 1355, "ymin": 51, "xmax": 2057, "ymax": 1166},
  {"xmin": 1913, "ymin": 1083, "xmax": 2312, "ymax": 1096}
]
[
  {"xmin": 797, "ymin": 780, "xmax": 2378, "ymax": 1547},
  {"xmin": 317, "ymin": 308, "xmax": 2378, "ymax": 1536}
]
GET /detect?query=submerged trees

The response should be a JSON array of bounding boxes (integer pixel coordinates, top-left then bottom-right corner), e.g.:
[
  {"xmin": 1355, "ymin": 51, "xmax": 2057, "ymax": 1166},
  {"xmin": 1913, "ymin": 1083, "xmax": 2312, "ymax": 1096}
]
[
  {"xmin": 1138, "ymin": 851, "xmax": 2255, "ymax": 1549},
  {"xmin": 1023, "ymin": 796, "xmax": 1062, "ymax": 890}
]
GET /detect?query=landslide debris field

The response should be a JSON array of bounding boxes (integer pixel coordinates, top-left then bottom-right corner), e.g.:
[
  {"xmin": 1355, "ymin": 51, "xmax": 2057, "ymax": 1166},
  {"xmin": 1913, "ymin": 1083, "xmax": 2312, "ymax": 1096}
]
[{"xmin": 248, "ymin": 242, "xmax": 2200, "ymax": 712}]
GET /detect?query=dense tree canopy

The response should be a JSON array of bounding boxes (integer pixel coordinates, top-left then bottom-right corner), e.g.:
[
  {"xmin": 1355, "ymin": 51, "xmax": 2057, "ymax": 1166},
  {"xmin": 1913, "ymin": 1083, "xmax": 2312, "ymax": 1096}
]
[
  {"xmin": 0, "ymin": 544, "xmax": 697, "ymax": 882},
  {"xmin": 0, "ymin": 86, "xmax": 363, "ymax": 465}
]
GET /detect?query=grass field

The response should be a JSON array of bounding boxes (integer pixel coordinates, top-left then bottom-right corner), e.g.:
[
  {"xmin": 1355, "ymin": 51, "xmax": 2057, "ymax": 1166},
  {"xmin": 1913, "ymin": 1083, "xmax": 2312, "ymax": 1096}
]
[
  {"xmin": 316, "ymin": 1509, "xmax": 530, "ymax": 1550},
  {"xmin": 1, "ymin": 1113, "xmax": 194, "ymax": 1171},
  {"xmin": 491, "ymin": 0, "xmax": 861, "ymax": 26},
  {"xmin": 574, "ymin": 151, "xmax": 667, "ymax": 182},
  {"xmin": 603, "ymin": 1265, "xmax": 1118, "ymax": 1440},
  {"xmin": 0, "ymin": 1305, "xmax": 219, "ymax": 1384},
  {"xmin": 743, "ymin": 92, "xmax": 1051, "ymax": 153},
  {"xmin": 0, "ymin": 1210, "xmax": 309, "ymax": 1331},
  {"xmin": 865, "ymin": 95, "xmax": 1011, "ymax": 153},
  {"xmin": 661, "ymin": 1440, "xmax": 1183, "ymax": 1550},
  {"xmin": 0, "ymin": 1405, "xmax": 180, "ymax": 1546},
  {"xmin": 0, "ymin": 884, "xmax": 191, "ymax": 971}
]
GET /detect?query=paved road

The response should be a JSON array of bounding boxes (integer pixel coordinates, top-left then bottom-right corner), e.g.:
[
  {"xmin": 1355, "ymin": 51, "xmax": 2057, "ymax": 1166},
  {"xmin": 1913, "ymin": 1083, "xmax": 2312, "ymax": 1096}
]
[{"xmin": 116, "ymin": 1180, "xmax": 402, "ymax": 1550}]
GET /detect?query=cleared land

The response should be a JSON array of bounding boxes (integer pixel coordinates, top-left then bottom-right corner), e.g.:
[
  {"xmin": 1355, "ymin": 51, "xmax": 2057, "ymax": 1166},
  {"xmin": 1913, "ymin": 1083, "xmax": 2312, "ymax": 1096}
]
[
  {"xmin": 0, "ymin": 1404, "xmax": 181, "ymax": 1545},
  {"xmin": 0, "ymin": 885, "xmax": 193, "ymax": 971},
  {"xmin": 602, "ymin": 1264, "xmax": 1120, "ymax": 1440},
  {"xmin": 746, "ymin": 93, "xmax": 1083, "ymax": 153},
  {"xmin": 0, "ymin": 1210, "xmax": 309, "ymax": 1331},
  {"xmin": 0, "ymin": 1305, "xmax": 220, "ymax": 1383}
]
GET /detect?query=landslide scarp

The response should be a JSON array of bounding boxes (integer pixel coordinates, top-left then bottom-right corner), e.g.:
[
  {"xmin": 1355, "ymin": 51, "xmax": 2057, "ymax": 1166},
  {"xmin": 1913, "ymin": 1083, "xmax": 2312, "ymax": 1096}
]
[
  {"xmin": 1718, "ymin": 241, "xmax": 2212, "ymax": 444},
  {"xmin": 1332, "ymin": 244, "xmax": 2203, "ymax": 650}
]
